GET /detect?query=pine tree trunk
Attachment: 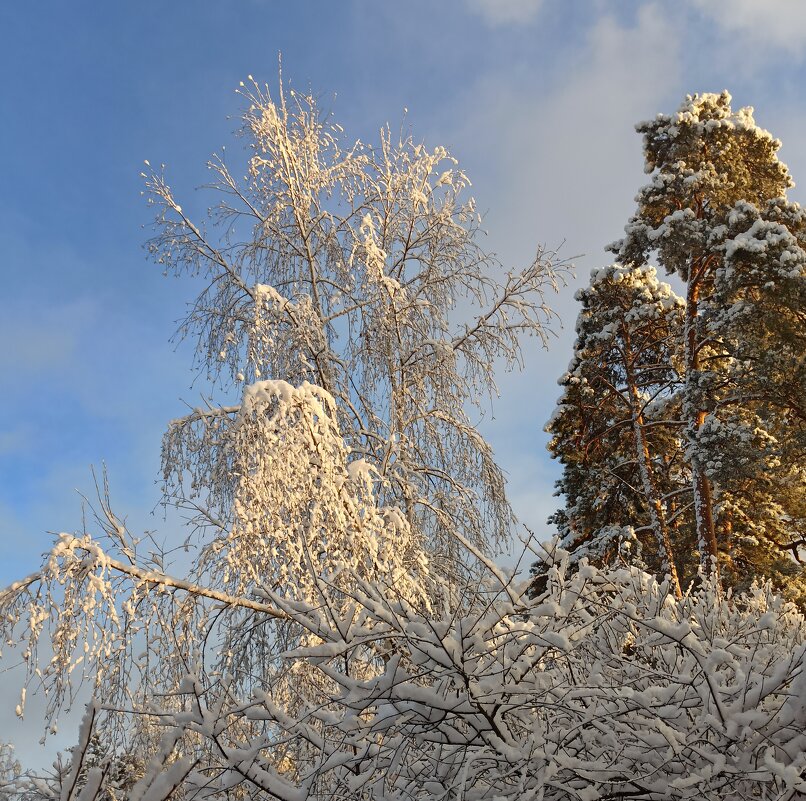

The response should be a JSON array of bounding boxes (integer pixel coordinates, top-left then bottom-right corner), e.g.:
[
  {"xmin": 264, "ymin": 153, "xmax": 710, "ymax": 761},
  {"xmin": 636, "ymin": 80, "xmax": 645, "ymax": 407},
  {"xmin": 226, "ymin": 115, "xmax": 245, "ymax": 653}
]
[
  {"xmin": 623, "ymin": 329, "xmax": 683, "ymax": 598},
  {"xmin": 633, "ymin": 419, "xmax": 683, "ymax": 598},
  {"xmin": 684, "ymin": 273, "xmax": 719, "ymax": 578}
]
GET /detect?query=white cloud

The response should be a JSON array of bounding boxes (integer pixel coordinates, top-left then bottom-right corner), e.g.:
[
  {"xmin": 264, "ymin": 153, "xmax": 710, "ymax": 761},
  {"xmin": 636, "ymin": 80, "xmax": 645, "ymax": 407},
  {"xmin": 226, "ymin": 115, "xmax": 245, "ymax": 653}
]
[
  {"xmin": 455, "ymin": 2, "xmax": 682, "ymax": 358},
  {"xmin": 466, "ymin": 0, "xmax": 544, "ymax": 26},
  {"xmin": 690, "ymin": 0, "xmax": 806, "ymax": 54}
]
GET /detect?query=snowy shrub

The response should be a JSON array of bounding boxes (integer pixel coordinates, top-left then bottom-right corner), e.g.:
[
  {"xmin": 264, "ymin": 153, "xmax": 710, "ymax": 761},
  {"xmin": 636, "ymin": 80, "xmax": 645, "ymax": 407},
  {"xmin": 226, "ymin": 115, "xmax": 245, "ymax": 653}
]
[{"xmin": 8, "ymin": 534, "xmax": 806, "ymax": 801}]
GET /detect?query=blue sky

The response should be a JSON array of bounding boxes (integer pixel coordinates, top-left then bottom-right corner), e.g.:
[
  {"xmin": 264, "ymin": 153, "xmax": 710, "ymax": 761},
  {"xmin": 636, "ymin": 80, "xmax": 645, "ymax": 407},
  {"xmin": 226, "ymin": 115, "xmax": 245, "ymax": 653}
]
[{"xmin": 2, "ymin": 0, "xmax": 806, "ymax": 758}]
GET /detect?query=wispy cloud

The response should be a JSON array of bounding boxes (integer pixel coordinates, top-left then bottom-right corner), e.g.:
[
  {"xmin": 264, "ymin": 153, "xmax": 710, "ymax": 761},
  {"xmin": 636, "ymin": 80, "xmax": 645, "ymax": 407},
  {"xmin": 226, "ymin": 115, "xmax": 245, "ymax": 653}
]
[
  {"xmin": 689, "ymin": 0, "xmax": 806, "ymax": 56},
  {"xmin": 466, "ymin": 0, "xmax": 544, "ymax": 26},
  {"xmin": 454, "ymin": 3, "xmax": 681, "ymax": 337}
]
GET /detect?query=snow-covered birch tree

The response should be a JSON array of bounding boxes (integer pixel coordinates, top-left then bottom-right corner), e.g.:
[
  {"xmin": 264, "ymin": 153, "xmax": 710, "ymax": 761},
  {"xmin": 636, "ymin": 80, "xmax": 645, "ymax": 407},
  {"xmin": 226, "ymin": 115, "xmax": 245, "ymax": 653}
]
[{"xmin": 147, "ymin": 78, "xmax": 561, "ymax": 587}]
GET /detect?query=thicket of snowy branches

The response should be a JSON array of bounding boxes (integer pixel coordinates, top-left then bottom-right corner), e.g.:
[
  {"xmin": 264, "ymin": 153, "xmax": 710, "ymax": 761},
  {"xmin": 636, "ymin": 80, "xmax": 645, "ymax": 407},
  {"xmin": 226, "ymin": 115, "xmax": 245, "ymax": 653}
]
[
  {"xmin": 1, "ymin": 87, "xmax": 805, "ymax": 801},
  {"xmin": 6, "ymin": 538, "xmax": 806, "ymax": 801}
]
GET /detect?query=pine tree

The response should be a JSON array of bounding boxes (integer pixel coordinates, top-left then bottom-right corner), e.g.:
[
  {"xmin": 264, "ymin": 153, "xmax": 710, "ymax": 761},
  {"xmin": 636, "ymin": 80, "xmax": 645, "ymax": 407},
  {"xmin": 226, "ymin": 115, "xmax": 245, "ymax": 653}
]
[
  {"xmin": 71, "ymin": 733, "xmax": 146, "ymax": 801},
  {"xmin": 0, "ymin": 743, "xmax": 21, "ymax": 801},
  {"xmin": 698, "ymin": 199, "xmax": 806, "ymax": 597},
  {"xmin": 609, "ymin": 92, "xmax": 806, "ymax": 586},
  {"xmin": 547, "ymin": 264, "xmax": 687, "ymax": 596}
]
